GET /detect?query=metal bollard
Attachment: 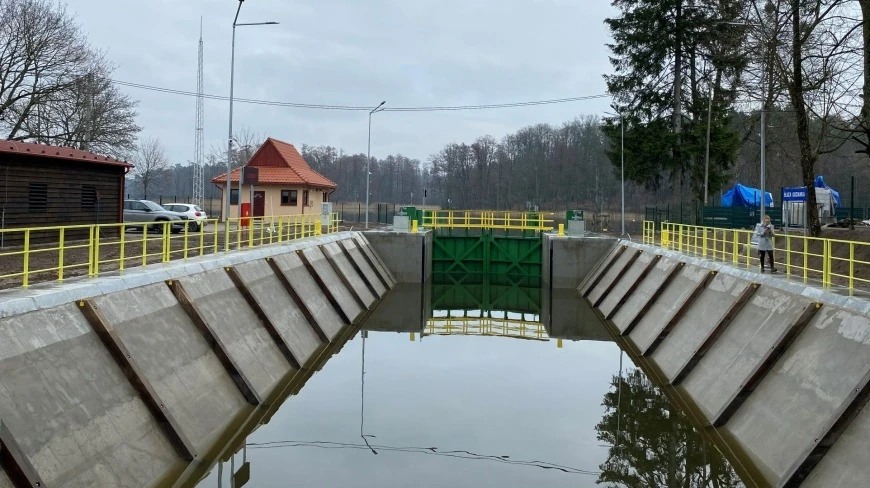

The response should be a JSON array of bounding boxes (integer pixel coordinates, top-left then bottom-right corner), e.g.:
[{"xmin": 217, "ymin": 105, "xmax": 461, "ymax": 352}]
[
  {"xmin": 411, "ymin": 220, "xmax": 418, "ymax": 233},
  {"xmin": 558, "ymin": 223, "xmax": 565, "ymax": 236}
]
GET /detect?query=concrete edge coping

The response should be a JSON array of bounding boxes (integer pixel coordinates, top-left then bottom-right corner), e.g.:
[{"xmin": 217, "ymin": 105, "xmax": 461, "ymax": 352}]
[
  {"xmin": 543, "ymin": 231, "xmax": 619, "ymax": 240},
  {"xmin": 0, "ymin": 231, "xmax": 357, "ymax": 319},
  {"xmin": 362, "ymin": 229, "xmax": 432, "ymax": 236},
  {"xmin": 622, "ymin": 240, "xmax": 870, "ymax": 316}
]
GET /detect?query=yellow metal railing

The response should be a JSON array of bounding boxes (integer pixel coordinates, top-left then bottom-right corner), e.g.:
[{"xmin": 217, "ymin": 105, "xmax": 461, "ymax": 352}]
[
  {"xmin": 0, "ymin": 213, "xmax": 340, "ymax": 289},
  {"xmin": 424, "ymin": 317, "xmax": 550, "ymax": 341},
  {"xmin": 420, "ymin": 210, "xmax": 554, "ymax": 231},
  {"xmin": 642, "ymin": 221, "xmax": 870, "ymax": 292},
  {"xmin": 642, "ymin": 220, "xmax": 656, "ymax": 245}
]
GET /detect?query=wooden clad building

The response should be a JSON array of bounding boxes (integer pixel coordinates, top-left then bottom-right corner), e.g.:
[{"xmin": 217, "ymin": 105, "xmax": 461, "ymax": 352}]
[{"xmin": 0, "ymin": 141, "xmax": 132, "ymax": 238}]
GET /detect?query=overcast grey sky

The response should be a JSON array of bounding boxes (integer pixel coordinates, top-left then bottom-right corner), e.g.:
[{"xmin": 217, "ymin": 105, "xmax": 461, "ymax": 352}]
[{"xmin": 71, "ymin": 0, "xmax": 616, "ymax": 164}]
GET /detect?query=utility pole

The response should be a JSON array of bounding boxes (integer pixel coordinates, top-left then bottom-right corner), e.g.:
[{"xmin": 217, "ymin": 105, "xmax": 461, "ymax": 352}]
[
  {"xmin": 704, "ymin": 84, "xmax": 713, "ymax": 205},
  {"xmin": 365, "ymin": 101, "xmax": 386, "ymax": 229}
]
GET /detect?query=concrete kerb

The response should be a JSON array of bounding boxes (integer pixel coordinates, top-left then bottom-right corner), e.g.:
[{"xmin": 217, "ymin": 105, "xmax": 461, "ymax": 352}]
[
  {"xmin": 0, "ymin": 294, "xmax": 37, "ymax": 319},
  {"xmin": 0, "ymin": 231, "xmax": 359, "ymax": 319},
  {"xmin": 95, "ymin": 277, "xmax": 134, "ymax": 295},
  {"xmin": 623, "ymin": 241, "xmax": 870, "ymax": 316}
]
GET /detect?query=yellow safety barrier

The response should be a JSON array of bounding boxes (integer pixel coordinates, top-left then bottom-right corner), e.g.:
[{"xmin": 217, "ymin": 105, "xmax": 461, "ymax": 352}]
[
  {"xmin": 642, "ymin": 220, "xmax": 656, "ymax": 245},
  {"xmin": 420, "ymin": 210, "xmax": 555, "ymax": 231},
  {"xmin": 424, "ymin": 316, "xmax": 550, "ymax": 341},
  {"xmin": 0, "ymin": 213, "xmax": 340, "ymax": 289},
  {"xmin": 642, "ymin": 220, "xmax": 870, "ymax": 293}
]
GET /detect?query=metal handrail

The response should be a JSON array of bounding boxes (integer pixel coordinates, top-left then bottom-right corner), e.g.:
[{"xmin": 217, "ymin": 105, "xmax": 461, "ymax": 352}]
[
  {"xmin": 642, "ymin": 220, "xmax": 870, "ymax": 292},
  {"xmin": 0, "ymin": 213, "xmax": 340, "ymax": 288},
  {"xmin": 420, "ymin": 210, "xmax": 555, "ymax": 231}
]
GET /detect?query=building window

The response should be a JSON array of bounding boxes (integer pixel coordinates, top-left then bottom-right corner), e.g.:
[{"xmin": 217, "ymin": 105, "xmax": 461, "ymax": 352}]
[
  {"xmin": 29, "ymin": 183, "xmax": 48, "ymax": 213},
  {"xmin": 303, "ymin": 189, "xmax": 309, "ymax": 206},
  {"xmin": 281, "ymin": 189, "xmax": 298, "ymax": 206},
  {"xmin": 230, "ymin": 189, "xmax": 239, "ymax": 205},
  {"xmin": 82, "ymin": 185, "xmax": 97, "ymax": 211}
]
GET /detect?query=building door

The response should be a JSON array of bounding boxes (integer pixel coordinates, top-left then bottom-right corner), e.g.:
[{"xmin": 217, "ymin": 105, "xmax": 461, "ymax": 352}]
[{"xmin": 253, "ymin": 191, "xmax": 265, "ymax": 217}]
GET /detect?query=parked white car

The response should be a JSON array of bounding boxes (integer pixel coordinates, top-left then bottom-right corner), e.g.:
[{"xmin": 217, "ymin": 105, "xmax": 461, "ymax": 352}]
[{"xmin": 162, "ymin": 203, "xmax": 208, "ymax": 231}]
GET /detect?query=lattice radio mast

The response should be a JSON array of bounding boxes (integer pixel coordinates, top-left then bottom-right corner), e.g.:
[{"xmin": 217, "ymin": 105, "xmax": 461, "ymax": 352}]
[{"xmin": 192, "ymin": 19, "xmax": 205, "ymax": 208}]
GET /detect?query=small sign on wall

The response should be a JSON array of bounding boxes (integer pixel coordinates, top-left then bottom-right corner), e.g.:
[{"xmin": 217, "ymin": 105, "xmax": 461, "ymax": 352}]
[{"xmin": 242, "ymin": 167, "xmax": 259, "ymax": 185}]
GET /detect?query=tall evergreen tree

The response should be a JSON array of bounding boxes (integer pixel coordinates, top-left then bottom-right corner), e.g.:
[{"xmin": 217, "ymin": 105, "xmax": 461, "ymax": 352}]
[{"xmin": 604, "ymin": 0, "xmax": 748, "ymax": 205}]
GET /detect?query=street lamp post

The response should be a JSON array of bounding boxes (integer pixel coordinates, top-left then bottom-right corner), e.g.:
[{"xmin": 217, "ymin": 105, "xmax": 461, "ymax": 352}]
[
  {"xmin": 760, "ymin": 103, "xmax": 766, "ymax": 222},
  {"xmin": 225, "ymin": 0, "xmax": 277, "ymax": 222},
  {"xmin": 704, "ymin": 84, "xmax": 713, "ymax": 205},
  {"xmin": 720, "ymin": 20, "xmax": 766, "ymax": 223},
  {"xmin": 365, "ymin": 100, "xmax": 386, "ymax": 229},
  {"xmin": 604, "ymin": 111, "xmax": 626, "ymax": 237},
  {"xmin": 620, "ymin": 114, "xmax": 625, "ymax": 237}
]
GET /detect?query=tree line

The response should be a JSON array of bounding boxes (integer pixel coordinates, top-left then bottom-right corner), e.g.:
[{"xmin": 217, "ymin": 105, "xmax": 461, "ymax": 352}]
[
  {"xmin": 124, "ymin": 107, "xmax": 870, "ymax": 227},
  {"xmin": 298, "ymin": 116, "xmax": 627, "ymax": 214}
]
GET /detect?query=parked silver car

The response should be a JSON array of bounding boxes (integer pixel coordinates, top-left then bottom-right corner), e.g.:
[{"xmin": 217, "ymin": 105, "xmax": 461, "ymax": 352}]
[{"xmin": 123, "ymin": 200, "xmax": 194, "ymax": 233}]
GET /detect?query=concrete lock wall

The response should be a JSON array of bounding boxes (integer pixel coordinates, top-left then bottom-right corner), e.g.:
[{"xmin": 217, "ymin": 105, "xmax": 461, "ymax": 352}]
[
  {"xmin": 543, "ymin": 233, "xmax": 618, "ymax": 290},
  {"xmin": 0, "ymin": 231, "xmax": 392, "ymax": 488},
  {"xmin": 579, "ymin": 240, "xmax": 870, "ymax": 488},
  {"xmin": 363, "ymin": 230, "xmax": 432, "ymax": 284}
]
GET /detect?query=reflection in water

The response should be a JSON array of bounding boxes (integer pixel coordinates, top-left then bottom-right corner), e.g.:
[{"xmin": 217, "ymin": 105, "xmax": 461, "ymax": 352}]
[
  {"xmin": 360, "ymin": 330, "xmax": 378, "ymax": 455},
  {"xmin": 596, "ymin": 369, "xmax": 745, "ymax": 488},
  {"xmin": 196, "ymin": 273, "xmax": 745, "ymax": 487},
  {"xmin": 199, "ymin": 332, "xmax": 616, "ymax": 486},
  {"xmin": 431, "ymin": 272, "xmax": 542, "ymax": 317}
]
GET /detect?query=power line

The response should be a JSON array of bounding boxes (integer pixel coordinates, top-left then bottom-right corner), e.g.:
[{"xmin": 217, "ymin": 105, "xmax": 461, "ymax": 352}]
[
  {"xmin": 245, "ymin": 439, "xmax": 601, "ymax": 476},
  {"xmin": 113, "ymin": 80, "xmax": 369, "ymax": 110},
  {"xmin": 111, "ymin": 79, "xmax": 609, "ymax": 112},
  {"xmin": 385, "ymin": 94, "xmax": 610, "ymax": 112}
]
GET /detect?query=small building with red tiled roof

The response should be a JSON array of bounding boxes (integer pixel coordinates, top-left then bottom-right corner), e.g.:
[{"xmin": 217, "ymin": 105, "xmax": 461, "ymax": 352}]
[
  {"xmin": 0, "ymin": 140, "xmax": 133, "ymax": 235},
  {"xmin": 212, "ymin": 137, "xmax": 336, "ymax": 220}
]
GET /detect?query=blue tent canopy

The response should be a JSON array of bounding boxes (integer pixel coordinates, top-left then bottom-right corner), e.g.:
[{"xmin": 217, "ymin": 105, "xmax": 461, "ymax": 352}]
[
  {"xmin": 815, "ymin": 176, "xmax": 842, "ymax": 207},
  {"xmin": 721, "ymin": 183, "xmax": 773, "ymax": 207}
]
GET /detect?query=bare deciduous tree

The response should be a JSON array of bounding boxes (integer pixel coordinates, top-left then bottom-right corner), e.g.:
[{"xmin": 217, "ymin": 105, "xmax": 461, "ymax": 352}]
[
  {"xmin": 743, "ymin": 0, "xmax": 861, "ymax": 235},
  {"xmin": 850, "ymin": 1, "xmax": 870, "ymax": 158},
  {"xmin": 0, "ymin": 0, "xmax": 139, "ymax": 154},
  {"xmin": 131, "ymin": 138, "xmax": 170, "ymax": 200},
  {"xmin": 206, "ymin": 126, "xmax": 265, "ymax": 173},
  {"xmin": 24, "ymin": 62, "xmax": 140, "ymax": 156}
]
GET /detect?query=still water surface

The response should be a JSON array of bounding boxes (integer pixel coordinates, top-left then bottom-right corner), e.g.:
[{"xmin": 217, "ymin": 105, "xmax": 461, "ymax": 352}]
[{"xmin": 199, "ymin": 274, "xmax": 744, "ymax": 487}]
